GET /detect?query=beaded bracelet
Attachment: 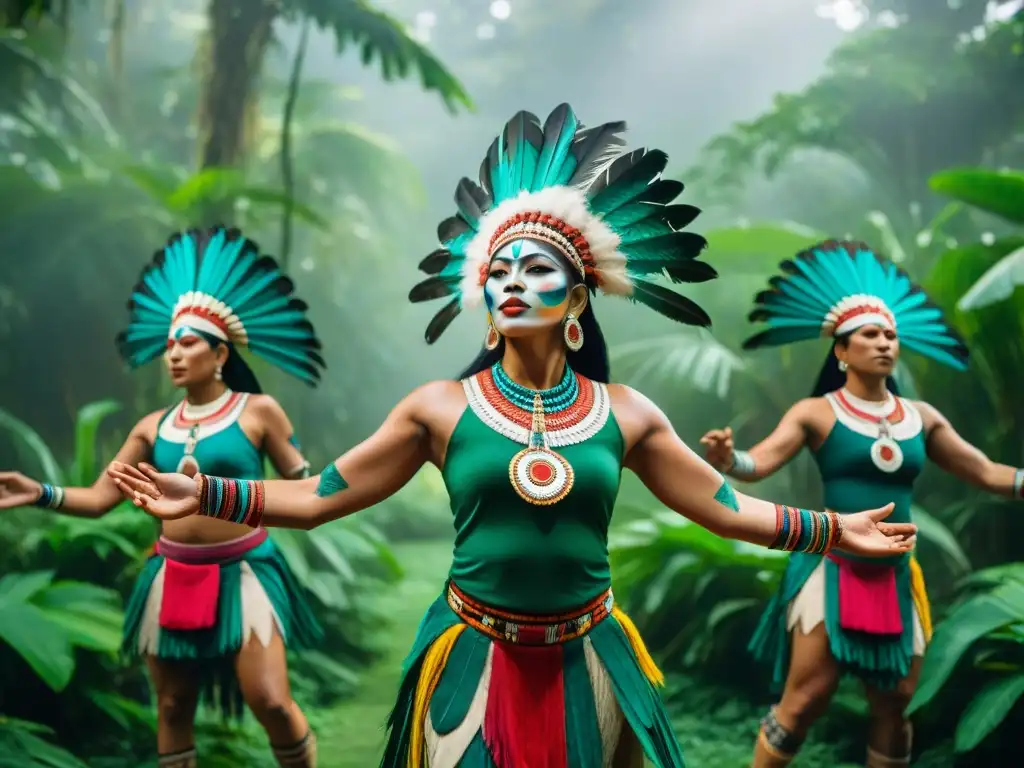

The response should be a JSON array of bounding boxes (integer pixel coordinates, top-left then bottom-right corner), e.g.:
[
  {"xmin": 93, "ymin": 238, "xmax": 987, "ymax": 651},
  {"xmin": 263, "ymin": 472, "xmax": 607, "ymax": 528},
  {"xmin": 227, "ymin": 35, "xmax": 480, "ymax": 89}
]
[
  {"xmin": 730, "ymin": 450, "xmax": 756, "ymax": 477},
  {"xmin": 770, "ymin": 504, "xmax": 844, "ymax": 555},
  {"xmin": 1013, "ymin": 468, "xmax": 1023, "ymax": 500},
  {"xmin": 195, "ymin": 474, "xmax": 265, "ymax": 527},
  {"xmin": 32, "ymin": 483, "xmax": 65, "ymax": 510}
]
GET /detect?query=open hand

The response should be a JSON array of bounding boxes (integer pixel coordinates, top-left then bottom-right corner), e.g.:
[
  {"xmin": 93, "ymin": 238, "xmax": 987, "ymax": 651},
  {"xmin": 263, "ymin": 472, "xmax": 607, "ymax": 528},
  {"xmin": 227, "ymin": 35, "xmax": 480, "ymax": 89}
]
[
  {"xmin": 835, "ymin": 503, "xmax": 917, "ymax": 557},
  {"xmin": 0, "ymin": 471, "xmax": 43, "ymax": 510},
  {"xmin": 107, "ymin": 461, "xmax": 199, "ymax": 520},
  {"xmin": 699, "ymin": 427, "xmax": 734, "ymax": 471}
]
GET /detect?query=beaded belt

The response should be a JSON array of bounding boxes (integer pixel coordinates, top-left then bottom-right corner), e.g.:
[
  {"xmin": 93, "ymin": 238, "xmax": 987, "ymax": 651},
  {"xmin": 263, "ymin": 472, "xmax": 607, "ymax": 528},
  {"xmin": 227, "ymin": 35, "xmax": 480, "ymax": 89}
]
[{"xmin": 446, "ymin": 581, "xmax": 614, "ymax": 645}]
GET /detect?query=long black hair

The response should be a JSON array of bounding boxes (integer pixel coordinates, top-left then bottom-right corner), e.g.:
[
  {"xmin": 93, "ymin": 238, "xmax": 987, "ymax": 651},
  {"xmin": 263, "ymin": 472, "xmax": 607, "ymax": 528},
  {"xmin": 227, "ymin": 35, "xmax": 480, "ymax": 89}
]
[
  {"xmin": 458, "ymin": 297, "xmax": 611, "ymax": 383},
  {"xmin": 187, "ymin": 330, "xmax": 263, "ymax": 393},
  {"xmin": 811, "ymin": 335, "xmax": 899, "ymax": 397}
]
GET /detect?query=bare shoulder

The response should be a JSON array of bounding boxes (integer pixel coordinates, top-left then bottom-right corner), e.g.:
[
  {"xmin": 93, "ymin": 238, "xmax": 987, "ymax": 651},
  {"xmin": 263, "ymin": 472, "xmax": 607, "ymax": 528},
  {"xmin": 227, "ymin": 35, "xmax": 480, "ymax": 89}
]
[
  {"xmin": 791, "ymin": 396, "xmax": 830, "ymax": 419},
  {"xmin": 246, "ymin": 393, "xmax": 286, "ymax": 417},
  {"xmin": 403, "ymin": 379, "xmax": 467, "ymax": 423},
  {"xmin": 606, "ymin": 383, "xmax": 668, "ymax": 449},
  {"xmin": 132, "ymin": 408, "xmax": 167, "ymax": 444},
  {"xmin": 907, "ymin": 399, "xmax": 944, "ymax": 429}
]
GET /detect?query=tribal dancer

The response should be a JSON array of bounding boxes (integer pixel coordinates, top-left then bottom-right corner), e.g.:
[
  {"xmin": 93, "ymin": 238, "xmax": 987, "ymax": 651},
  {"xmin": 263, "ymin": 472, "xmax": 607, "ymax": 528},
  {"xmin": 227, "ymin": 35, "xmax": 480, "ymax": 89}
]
[
  {"xmin": 700, "ymin": 240, "xmax": 1024, "ymax": 768},
  {"xmin": 0, "ymin": 226, "xmax": 324, "ymax": 768},
  {"xmin": 108, "ymin": 107, "xmax": 916, "ymax": 768}
]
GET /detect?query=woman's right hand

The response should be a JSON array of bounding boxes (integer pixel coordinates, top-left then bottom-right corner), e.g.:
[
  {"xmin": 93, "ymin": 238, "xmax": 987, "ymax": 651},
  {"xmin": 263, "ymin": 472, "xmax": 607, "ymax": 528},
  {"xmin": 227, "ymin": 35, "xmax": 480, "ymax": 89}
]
[
  {"xmin": 0, "ymin": 471, "xmax": 42, "ymax": 509},
  {"xmin": 107, "ymin": 461, "xmax": 200, "ymax": 520},
  {"xmin": 700, "ymin": 427, "xmax": 735, "ymax": 472}
]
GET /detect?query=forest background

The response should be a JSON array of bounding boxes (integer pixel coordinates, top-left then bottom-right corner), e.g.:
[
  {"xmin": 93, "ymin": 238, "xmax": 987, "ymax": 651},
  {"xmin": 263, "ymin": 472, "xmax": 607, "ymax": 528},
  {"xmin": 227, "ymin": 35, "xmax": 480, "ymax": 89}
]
[{"xmin": 1, "ymin": 0, "xmax": 1023, "ymax": 766}]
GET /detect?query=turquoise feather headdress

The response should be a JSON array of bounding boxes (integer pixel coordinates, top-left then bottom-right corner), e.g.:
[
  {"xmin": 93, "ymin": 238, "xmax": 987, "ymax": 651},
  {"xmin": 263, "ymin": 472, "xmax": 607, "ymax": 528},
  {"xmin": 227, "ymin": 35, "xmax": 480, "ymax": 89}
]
[
  {"xmin": 116, "ymin": 226, "xmax": 326, "ymax": 386},
  {"xmin": 743, "ymin": 240, "xmax": 968, "ymax": 370},
  {"xmin": 409, "ymin": 103, "xmax": 716, "ymax": 342}
]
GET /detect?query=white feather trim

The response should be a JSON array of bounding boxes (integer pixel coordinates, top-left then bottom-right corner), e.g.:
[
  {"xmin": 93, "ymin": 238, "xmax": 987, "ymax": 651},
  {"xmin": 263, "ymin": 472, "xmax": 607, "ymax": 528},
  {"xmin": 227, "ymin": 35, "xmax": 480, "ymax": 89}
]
[
  {"xmin": 459, "ymin": 186, "xmax": 633, "ymax": 308},
  {"xmin": 171, "ymin": 291, "xmax": 248, "ymax": 344}
]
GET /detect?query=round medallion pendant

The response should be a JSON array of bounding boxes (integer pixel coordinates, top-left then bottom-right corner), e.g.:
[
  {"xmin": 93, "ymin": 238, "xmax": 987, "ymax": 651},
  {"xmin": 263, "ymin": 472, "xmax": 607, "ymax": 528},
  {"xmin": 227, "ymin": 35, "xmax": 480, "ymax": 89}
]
[
  {"xmin": 509, "ymin": 447, "xmax": 574, "ymax": 506},
  {"xmin": 870, "ymin": 437, "xmax": 903, "ymax": 473},
  {"xmin": 177, "ymin": 455, "xmax": 200, "ymax": 476}
]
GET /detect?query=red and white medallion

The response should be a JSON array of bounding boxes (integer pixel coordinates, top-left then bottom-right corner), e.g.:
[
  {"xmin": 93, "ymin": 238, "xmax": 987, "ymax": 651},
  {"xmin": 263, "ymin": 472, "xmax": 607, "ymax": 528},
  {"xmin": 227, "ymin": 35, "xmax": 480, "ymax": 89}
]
[{"xmin": 510, "ymin": 447, "xmax": 574, "ymax": 505}]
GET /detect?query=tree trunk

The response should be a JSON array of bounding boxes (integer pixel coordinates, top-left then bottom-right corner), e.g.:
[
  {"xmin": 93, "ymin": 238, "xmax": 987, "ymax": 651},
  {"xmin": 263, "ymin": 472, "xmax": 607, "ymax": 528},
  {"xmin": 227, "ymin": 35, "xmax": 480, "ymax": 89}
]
[
  {"xmin": 196, "ymin": 0, "xmax": 277, "ymax": 222},
  {"xmin": 278, "ymin": 17, "xmax": 310, "ymax": 271}
]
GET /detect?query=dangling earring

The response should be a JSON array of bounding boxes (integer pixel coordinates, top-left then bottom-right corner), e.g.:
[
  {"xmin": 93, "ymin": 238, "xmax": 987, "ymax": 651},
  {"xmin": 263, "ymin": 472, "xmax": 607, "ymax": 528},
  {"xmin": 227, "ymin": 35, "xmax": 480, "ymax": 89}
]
[
  {"xmin": 484, "ymin": 315, "xmax": 501, "ymax": 351},
  {"xmin": 563, "ymin": 313, "xmax": 584, "ymax": 352},
  {"xmin": 214, "ymin": 365, "xmax": 223, "ymax": 381},
  {"xmin": 837, "ymin": 360, "xmax": 848, "ymax": 372}
]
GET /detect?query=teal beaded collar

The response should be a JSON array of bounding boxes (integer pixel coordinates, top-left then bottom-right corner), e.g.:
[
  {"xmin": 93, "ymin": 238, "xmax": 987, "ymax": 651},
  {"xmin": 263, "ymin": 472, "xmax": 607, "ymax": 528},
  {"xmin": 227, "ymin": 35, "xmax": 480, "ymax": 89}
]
[{"xmin": 490, "ymin": 362, "xmax": 578, "ymax": 413}]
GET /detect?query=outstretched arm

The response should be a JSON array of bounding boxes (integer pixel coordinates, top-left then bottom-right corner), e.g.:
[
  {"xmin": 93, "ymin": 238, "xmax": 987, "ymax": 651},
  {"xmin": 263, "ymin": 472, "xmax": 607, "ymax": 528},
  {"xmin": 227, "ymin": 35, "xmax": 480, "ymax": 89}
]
[
  {"xmin": 0, "ymin": 411, "xmax": 157, "ymax": 518},
  {"xmin": 919, "ymin": 401, "xmax": 1022, "ymax": 499},
  {"xmin": 624, "ymin": 389, "xmax": 913, "ymax": 556},
  {"xmin": 111, "ymin": 385, "xmax": 437, "ymax": 530},
  {"xmin": 703, "ymin": 401, "xmax": 814, "ymax": 483}
]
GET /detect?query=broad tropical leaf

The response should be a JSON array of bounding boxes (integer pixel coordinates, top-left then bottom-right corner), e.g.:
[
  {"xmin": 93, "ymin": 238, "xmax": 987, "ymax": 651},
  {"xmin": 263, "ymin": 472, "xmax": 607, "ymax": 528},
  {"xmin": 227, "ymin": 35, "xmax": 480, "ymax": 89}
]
[
  {"xmin": 291, "ymin": 0, "xmax": 472, "ymax": 112},
  {"xmin": 705, "ymin": 221, "xmax": 827, "ymax": 275},
  {"xmin": 610, "ymin": 332, "xmax": 747, "ymax": 399},
  {"xmin": 909, "ymin": 581, "xmax": 1024, "ymax": 713},
  {"xmin": 0, "ymin": 571, "xmax": 122, "ymax": 691},
  {"xmin": 67, "ymin": 399, "xmax": 122, "ymax": 486},
  {"xmin": 0, "ymin": 407, "xmax": 63, "ymax": 484},
  {"xmin": 930, "ymin": 168, "xmax": 1024, "ymax": 225},
  {"xmin": 911, "ymin": 505, "xmax": 971, "ymax": 573},
  {"xmin": 0, "ymin": 716, "xmax": 88, "ymax": 768},
  {"xmin": 957, "ymin": 245, "xmax": 1024, "ymax": 310},
  {"xmin": 953, "ymin": 673, "xmax": 1024, "ymax": 753}
]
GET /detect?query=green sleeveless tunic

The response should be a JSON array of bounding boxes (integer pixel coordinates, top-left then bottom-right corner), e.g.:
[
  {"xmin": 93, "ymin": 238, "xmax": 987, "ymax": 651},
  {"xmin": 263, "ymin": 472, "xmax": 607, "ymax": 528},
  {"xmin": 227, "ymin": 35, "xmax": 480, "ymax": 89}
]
[
  {"xmin": 749, "ymin": 392, "xmax": 927, "ymax": 690},
  {"xmin": 380, "ymin": 375, "xmax": 686, "ymax": 768},
  {"xmin": 443, "ymin": 403, "xmax": 622, "ymax": 613}
]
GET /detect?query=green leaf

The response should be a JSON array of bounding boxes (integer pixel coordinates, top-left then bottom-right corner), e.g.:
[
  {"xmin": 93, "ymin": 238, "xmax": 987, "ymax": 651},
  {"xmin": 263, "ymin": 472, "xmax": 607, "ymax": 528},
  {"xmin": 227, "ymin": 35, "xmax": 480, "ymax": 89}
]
[
  {"xmin": 610, "ymin": 332, "xmax": 747, "ymax": 399},
  {"xmin": 908, "ymin": 594, "xmax": 1019, "ymax": 714},
  {"xmin": 911, "ymin": 505, "xmax": 971, "ymax": 573},
  {"xmin": 704, "ymin": 221, "xmax": 827, "ymax": 274},
  {"xmin": 957, "ymin": 245, "xmax": 1024, "ymax": 311},
  {"xmin": 953, "ymin": 673, "xmax": 1024, "ymax": 752},
  {"xmin": 0, "ymin": 408, "xmax": 64, "ymax": 484},
  {"xmin": 929, "ymin": 168, "xmax": 1024, "ymax": 225},
  {"xmin": 68, "ymin": 399, "xmax": 121, "ymax": 486}
]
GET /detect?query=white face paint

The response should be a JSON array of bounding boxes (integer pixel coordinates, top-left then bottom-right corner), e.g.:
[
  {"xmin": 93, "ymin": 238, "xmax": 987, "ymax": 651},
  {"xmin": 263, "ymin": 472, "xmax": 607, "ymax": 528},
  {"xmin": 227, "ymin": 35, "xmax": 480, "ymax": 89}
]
[{"xmin": 484, "ymin": 239, "xmax": 576, "ymax": 337}]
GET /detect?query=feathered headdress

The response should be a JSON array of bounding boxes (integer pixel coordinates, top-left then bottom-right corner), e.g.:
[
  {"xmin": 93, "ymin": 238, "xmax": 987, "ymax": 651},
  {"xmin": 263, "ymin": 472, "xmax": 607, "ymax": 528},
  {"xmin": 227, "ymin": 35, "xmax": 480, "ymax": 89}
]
[
  {"xmin": 116, "ymin": 226, "xmax": 326, "ymax": 386},
  {"xmin": 409, "ymin": 103, "xmax": 716, "ymax": 342},
  {"xmin": 743, "ymin": 240, "xmax": 968, "ymax": 370}
]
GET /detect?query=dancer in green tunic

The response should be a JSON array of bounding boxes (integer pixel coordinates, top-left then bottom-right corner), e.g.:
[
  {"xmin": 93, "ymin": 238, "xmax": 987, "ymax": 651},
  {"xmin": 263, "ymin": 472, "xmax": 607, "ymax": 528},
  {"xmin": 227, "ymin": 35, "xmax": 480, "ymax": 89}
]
[
  {"xmin": 107, "ymin": 108, "xmax": 917, "ymax": 768},
  {"xmin": 0, "ymin": 226, "xmax": 324, "ymax": 768},
  {"xmin": 700, "ymin": 240, "xmax": 1024, "ymax": 768}
]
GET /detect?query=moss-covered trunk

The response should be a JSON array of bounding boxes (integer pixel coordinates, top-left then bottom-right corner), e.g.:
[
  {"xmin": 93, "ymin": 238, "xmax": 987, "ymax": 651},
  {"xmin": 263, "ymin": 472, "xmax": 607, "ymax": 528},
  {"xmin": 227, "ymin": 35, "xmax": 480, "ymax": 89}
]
[{"xmin": 196, "ymin": 0, "xmax": 277, "ymax": 222}]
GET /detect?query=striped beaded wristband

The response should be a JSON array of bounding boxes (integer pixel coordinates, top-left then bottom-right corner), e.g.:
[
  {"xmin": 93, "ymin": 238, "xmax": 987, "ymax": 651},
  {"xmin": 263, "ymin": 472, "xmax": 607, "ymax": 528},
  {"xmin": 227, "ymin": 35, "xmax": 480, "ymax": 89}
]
[
  {"xmin": 730, "ymin": 450, "xmax": 756, "ymax": 477},
  {"xmin": 32, "ymin": 483, "xmax": 65, "ymax": 510},
  {"xmin": 1013, "ymin": 468, "xmax": 1023, "ymax": 500},
  {"xmin": 770, "ymin": 504, "xmax": 844, "ymax": 555},
  {"xmin": 196, "ymin": 474, "xmax": 265, "ymax": 527}
]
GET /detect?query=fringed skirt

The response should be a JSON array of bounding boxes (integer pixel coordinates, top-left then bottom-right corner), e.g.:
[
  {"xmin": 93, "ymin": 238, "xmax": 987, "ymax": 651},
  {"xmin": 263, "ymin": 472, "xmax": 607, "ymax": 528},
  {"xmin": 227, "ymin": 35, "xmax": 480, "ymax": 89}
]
[
  {"xmin": 749, "ymin": 552, "xmax": 932, "ymax": 690},
  {"xmin": 121, "ymin": 529, "xmax": 322, "ymax": 717},
  {"xmin": 380, "ymin": 581, "xmax": 685, "ymax": 768}
]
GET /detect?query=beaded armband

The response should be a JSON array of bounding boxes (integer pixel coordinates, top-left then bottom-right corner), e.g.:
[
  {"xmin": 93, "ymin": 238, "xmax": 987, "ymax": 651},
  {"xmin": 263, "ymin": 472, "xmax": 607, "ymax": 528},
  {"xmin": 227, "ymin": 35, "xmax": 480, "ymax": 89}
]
[
  {"xmin": 1013, "ymin": 468, "xmax": 1023, "ymax": 500},
  {"xmin": 32, "ymin": 483, "xmax": 65, "ymax": 510},
  {"xmin": 730, "ymin": 450, "xmax": 756, "ymax": 477},
  {"xmin": 195, "ymin": 474, "xmax": 265, "ymax": 527},
  {"xmin": 769, "ymin": 504, "xmax": 844, "ymax": 555}
]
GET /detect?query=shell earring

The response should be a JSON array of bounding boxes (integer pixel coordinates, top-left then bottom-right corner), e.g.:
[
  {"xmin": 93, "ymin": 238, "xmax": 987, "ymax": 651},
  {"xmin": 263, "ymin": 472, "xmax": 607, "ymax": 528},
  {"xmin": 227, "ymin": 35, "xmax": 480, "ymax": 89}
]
[
  {"xmin": 837, "ymin": 360, "xmax": 848, "ymax": 372},
  {"xmin": 563, "ymin": 313, "xmax": 583, "ymax": 352},
  {"xmin": 484, "ymin": 315, "xmax": 501, "ymax": 351},
  {"xmin": 214, "ymin": 365, "xmax": 223, "ymax": 381}
]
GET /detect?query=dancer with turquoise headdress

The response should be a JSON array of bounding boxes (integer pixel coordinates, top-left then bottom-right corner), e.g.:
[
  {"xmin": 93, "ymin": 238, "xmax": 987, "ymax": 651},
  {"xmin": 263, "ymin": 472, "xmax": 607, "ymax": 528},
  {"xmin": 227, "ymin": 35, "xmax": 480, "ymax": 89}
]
[
  {"xmin": 107, "ymin": 109, "xmax": 917, "ymax": 768},
  {"xmin": 700, "ymin": 240, "xmax": 1024, "ymax": 768},
  {"xmin": 0, "ymin": 226, "xmax": 325, "ymax": 768}
]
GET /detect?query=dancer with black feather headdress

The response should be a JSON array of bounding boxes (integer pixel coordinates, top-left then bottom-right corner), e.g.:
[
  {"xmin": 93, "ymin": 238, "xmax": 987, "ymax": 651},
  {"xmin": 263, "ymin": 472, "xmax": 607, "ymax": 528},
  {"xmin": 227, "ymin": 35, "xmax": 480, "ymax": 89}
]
[
  {"xmin": 0, "ymin": 226, "xmax": 325, "ymax": 768},
  {"xmin": 107, "ymin": 108, "xmax": 916, "ymax": 767},
  {"xmin": 699, "ymin": 240, "xmax": 1024, "ymax": 768}
]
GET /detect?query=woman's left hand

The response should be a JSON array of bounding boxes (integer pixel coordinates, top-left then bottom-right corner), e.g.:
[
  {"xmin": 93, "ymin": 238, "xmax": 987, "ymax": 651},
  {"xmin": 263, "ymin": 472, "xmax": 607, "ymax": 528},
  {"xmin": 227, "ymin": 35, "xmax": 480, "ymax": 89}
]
[{"xmin": 835, "ymin": 503, "xmax": 917, "ymax": 557}]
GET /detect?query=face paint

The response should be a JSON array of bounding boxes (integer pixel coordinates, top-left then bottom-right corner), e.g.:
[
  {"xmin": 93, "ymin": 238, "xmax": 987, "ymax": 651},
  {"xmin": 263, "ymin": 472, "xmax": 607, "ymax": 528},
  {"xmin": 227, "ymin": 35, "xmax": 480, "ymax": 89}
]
[
  {"xmin": 164, "ymin": 326, "xmax": 221, "ymax": 388},
  {"xmin": 485, "ymin": 239, "xmax": 576, "ymax": 337}
]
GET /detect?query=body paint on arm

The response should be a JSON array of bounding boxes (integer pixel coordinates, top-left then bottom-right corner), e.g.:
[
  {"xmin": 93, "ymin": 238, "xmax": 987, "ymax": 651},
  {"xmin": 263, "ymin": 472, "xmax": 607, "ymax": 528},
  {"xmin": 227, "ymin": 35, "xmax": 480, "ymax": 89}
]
[
  {"xmin": 315, "ymin": 462, "xmax": 348, "ymax": 497},
  {"xmin": 713, "ymin": 479, "xmax": 741, "ymax": 513}
]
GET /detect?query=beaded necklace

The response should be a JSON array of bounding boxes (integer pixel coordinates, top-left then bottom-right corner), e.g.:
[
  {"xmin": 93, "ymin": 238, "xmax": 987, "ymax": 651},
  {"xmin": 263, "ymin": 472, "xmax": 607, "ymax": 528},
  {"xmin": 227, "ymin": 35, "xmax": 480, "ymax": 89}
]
[{"xmin": 463, "ymin": 362, "xmax": 609, "ymax": 506}]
